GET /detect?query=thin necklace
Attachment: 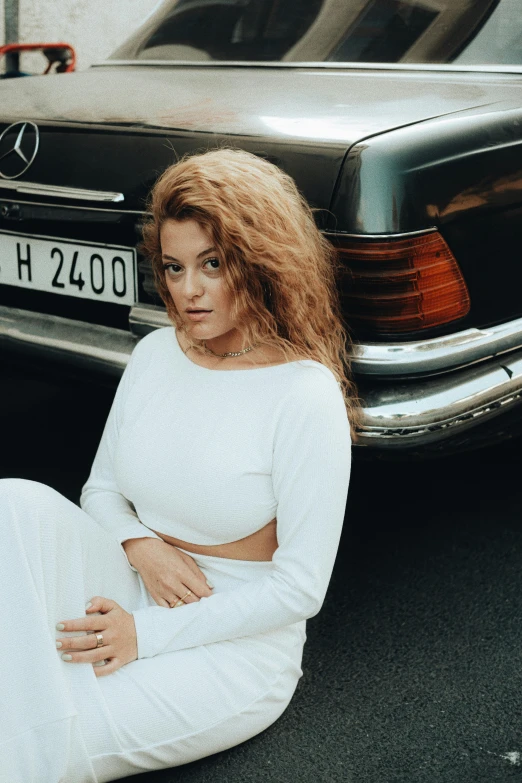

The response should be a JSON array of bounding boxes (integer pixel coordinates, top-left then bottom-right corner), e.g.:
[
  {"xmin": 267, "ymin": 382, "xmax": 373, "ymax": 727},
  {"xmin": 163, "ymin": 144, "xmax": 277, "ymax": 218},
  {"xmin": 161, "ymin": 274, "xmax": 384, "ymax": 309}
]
[{"xmin": 203, "ymin": 341, "xmax": 258, "ymax": 358}]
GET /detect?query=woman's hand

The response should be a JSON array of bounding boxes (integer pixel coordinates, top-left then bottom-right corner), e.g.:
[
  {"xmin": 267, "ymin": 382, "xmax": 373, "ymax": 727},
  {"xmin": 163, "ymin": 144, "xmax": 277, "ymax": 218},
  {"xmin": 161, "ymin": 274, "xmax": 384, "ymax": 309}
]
[
  {"xmin": 56, "ymin": 597, "xmax": 137, "ymax": 678},
  {"xmin": 122, "ymin": 537, "xmax": 214, "ymax": 608}
]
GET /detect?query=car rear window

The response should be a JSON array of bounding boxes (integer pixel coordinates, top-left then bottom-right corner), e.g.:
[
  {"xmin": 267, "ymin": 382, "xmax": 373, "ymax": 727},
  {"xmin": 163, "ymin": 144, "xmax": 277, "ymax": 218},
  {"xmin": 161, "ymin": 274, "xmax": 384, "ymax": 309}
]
[
  {"xmin": 111, "ymin": 0, "xmax": 513, "ymax": 65},
  {"xmin": 455, "ymin": 0, "xmax": 521, "ymax": 65}
]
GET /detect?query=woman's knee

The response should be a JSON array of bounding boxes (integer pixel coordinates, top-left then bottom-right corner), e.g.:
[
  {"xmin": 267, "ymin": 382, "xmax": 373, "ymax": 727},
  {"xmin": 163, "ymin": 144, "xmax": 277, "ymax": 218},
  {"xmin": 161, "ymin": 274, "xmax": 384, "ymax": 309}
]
[{"xmin": 0, "ymin": 478, "xmax": 64, "ymax": 507}]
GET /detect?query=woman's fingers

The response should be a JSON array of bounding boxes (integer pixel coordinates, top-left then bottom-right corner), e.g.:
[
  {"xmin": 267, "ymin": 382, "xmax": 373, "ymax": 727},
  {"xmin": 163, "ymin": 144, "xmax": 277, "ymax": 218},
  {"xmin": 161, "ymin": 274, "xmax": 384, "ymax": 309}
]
[
  {"xmin": 60, "ymin": 645, "xmax": 110, "ymax": 664},
  {"xmin": 57, "ymin": 628, "xmax": 110, "ymax": 661},
  {"xmin": 176, "ymin": 570, "xmax": 212, "ymax": 599},
  {"xmin": 56, "ymin": 631, "xmax": 104, "ymax": 652},
  {"xmin": 178, "ymin": 551, "xmax": 214, "ymax": 592},
  {"xmin": 175, "ymin": 585, "xmax": 200, "ymax": 604},
  {"xmin": 130, "ymin": 542, "xmax": 214, "ymax": 606},
  {"xmin": 56, "ymin": 616, "xmax": 108, "ymax": 633},
  {"xmin": 94, "ymin": 658, "xmax": 120, "ymax": 677},
  {"xmin": 175, "ymin": 562, "xmax": 213, "ymax": 598},
  {"xmin": 155, "ymin": 566, "xmax": 209, "ymax": 602},
  {"xmin": 56, "ymin": 598, "xmax": 137, "ymax": 676},
  {"xmin": 149, "ymin": 585, "xmax": 197, "ymax": 608},
  {"xmin": 163, "ymin": 587, "xmax": 198, "ymax": 608}
]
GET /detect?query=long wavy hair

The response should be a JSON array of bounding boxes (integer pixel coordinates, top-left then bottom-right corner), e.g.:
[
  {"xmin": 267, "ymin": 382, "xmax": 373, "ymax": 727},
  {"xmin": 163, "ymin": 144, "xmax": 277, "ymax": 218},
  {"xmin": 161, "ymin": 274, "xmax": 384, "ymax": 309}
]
[{"xmin": 140, "ymin": 148, "xmax": 362, "ymax": 439}]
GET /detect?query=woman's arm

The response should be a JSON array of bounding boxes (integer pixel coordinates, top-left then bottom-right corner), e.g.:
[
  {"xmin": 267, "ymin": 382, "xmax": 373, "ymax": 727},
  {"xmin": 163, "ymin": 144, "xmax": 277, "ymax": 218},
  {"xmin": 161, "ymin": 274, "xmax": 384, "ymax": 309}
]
[
  {"xmin": 80, "ymin": 338, "xmax": 163, "ymax": 570},
  {"xmin": 131, "ymin": 369, "xmax": 352, "ymax": 657}
]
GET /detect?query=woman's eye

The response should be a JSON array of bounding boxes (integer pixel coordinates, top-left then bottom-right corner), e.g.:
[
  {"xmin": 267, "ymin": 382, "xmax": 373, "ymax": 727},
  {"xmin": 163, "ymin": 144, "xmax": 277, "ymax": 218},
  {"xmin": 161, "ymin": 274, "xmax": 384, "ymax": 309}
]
[
  {"xmin": 163, "ymin": 259, "xmax": 219, "ymax": 276},
  {"xmin": 205, "ymin": 257, "xmax": 220, "ymax": 270}
]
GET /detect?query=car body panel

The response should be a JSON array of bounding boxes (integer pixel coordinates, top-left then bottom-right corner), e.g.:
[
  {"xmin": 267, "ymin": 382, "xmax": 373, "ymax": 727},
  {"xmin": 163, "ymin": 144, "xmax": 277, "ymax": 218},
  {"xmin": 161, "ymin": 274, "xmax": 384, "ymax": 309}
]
[
  {"xmin": 2, "ymin": 4, "xmax": 522, "ymax": 453},
  {"xmin": 1, "ymin": 65, "xmax": 521, "ymax": 140},
  {"xmin": 1, "ymin": 65, "xmax": 521, "ymax": 225},
  {"xmin": 331, "ymin": 101, "xmax": 522, "ymax": 233}
]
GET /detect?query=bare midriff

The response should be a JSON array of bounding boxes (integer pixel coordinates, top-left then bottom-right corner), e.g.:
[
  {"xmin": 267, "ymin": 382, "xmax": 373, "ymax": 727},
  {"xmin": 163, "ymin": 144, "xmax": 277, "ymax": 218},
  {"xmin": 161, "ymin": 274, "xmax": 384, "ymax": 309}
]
[{"xmin": 150, "ymin": 517, "xmax": 278, "ymax": 561}]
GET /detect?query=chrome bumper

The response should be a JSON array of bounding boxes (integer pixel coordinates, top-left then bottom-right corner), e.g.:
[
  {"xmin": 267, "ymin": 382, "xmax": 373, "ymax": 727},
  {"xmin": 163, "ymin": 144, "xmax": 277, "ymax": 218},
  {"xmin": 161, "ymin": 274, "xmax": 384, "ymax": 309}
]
[
  {"xmin": 352, "ymin": 315, "xmax": 522, "ymax": 376},
  {"xmin": 2, "ymin": 304, "xmax": 522, "ymax": 450},
  {"xmin": 358, "ymin": 361, "xmax": 522, "ymax": 448},
  {"xmin": 0, "ymin": 305, "xmax": 137, "ymax": 377}
]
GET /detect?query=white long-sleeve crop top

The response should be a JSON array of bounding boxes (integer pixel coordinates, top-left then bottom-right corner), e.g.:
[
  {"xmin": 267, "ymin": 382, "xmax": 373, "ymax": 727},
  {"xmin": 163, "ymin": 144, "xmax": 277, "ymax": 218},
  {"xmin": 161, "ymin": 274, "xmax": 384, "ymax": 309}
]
[{"xmin": 80, "ymin": 326, "xmax": 352, "ymax": 658}]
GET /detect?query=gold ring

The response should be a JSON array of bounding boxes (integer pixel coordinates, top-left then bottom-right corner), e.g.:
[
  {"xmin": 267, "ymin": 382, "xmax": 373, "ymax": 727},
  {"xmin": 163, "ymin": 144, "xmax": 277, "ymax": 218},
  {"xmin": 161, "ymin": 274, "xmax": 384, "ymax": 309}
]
[
  {"xmin": 181, "ymin": 590, "xmax": 192, "ymax": 602},
  {"xmin": 95, "ymin": 633, "xmax": 104, "ymax": 648}
]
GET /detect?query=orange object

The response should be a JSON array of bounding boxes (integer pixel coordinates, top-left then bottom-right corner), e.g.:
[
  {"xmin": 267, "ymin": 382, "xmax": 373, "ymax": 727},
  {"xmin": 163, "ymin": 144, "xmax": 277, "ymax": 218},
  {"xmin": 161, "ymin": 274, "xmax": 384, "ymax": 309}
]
[
  {"xmin": 331, "ymin": 231, "xmax": 471, "ymax": 335},
  {"xmin": 0, "ymin": 42, "xmax": 76, "ymax": 74}
]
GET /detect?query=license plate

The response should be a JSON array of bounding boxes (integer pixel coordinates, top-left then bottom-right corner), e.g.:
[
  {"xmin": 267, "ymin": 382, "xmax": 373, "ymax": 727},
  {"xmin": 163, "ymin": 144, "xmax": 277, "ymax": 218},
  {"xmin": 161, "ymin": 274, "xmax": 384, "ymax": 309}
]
[{"xmin": 0, "ymin": 229, "xmax": 137, "ymax": 306}]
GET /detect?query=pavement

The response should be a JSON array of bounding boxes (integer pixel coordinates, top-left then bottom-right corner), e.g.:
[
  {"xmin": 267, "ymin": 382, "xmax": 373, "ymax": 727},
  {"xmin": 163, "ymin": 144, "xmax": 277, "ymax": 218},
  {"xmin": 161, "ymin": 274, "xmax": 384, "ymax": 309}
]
[{"xmin": 2, "ymin": 356, "xmax": 522, "ymax": 783}]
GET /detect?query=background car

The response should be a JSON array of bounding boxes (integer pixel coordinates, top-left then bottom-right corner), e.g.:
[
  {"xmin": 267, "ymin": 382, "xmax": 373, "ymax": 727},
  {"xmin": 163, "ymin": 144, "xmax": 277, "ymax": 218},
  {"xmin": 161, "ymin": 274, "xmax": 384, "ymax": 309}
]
[
  {"xmin": 0, "ymin": 0, "xmax": 521, "ymax": 456},
  {"xmin": 0, "ymin": 42, "xmax": 76, "ymax": 78}
]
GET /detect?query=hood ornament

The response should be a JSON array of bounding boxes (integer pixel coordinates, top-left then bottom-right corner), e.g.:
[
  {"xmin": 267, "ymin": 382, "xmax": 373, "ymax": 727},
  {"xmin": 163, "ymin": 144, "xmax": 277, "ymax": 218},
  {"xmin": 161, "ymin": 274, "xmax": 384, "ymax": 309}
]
[{"xmin": 0, "ymin": 121, "xmax": 39, "ymax": 179}]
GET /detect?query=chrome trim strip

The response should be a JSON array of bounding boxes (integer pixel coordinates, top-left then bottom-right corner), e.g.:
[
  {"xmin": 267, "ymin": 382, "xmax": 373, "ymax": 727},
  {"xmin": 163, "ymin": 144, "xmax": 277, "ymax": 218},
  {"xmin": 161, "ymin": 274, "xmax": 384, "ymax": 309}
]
[
  {"xmin": 0, "ymin": 180, "xmax": 124, "ymax": 203},
  {"xmin": 324, "ymin": 228, "xmax": 437, "ymax": 240},
  {"xmin": 0, "ymin": 306, "xmax": 136, "ymax": 376},
  {"xmin": 94, "ymin": 61, "xmax": 522, "ymax": 75},
  {"xmin": 129, "ymin": 303, "xmax": 170, "ymax": 337},
  {"xmin": 3, "ymin": 305, "xmax": 522, "ymax": 449},
  {"xmin": 0, "ymin": 196, "xmax": 142, "ymax": 215},
  {"xmin": 352, "ymin": 317, "xmax": 522, "ymax": 376}
]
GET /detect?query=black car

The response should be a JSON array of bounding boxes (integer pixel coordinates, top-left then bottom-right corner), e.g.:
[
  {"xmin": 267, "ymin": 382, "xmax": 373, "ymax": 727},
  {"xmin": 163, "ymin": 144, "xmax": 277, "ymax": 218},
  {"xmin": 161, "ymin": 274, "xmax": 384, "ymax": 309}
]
[{"xmin": 1, "ymin": 0, "xmax": 521, "ymax": 455}]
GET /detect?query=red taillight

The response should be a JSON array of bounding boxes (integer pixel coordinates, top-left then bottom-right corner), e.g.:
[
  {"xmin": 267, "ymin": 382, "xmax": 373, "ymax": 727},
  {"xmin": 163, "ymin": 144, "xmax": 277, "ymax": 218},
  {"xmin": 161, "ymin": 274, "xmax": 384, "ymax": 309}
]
[{"xmin": 331, "ymin": 231, "xmax": 470, "ymax": 335}]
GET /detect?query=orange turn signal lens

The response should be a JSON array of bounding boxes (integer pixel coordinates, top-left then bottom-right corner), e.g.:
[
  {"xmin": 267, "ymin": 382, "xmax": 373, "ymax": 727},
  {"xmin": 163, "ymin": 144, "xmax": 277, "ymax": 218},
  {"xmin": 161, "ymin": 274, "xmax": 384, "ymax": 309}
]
[{"xmin": 331, "ymin": 231, "xmax": 470, "ymax": 336}]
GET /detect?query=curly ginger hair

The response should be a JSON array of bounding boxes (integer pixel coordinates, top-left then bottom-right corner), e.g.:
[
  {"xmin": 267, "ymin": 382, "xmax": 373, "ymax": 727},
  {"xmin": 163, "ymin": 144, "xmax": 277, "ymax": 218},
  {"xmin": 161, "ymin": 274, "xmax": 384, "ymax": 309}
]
[{"xmin": 140, "ymin": 147, "xmax": 362, "ymax": 439}]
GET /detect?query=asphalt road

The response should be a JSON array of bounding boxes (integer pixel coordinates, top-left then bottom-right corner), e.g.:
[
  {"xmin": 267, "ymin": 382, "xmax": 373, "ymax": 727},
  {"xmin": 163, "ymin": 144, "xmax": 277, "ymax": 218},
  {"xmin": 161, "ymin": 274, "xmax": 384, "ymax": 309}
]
[{"xmin": 3, "ymin": 356, "xmax": 522, "ymax": 783}]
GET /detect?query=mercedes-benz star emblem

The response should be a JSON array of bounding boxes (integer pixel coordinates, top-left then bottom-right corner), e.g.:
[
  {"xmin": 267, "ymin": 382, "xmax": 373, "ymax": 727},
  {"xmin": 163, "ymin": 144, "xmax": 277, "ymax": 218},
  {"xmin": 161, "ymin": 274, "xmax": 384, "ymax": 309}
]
[{"xmin": 0, "ymin": 121, "xmax": 39, "ymax": 179}]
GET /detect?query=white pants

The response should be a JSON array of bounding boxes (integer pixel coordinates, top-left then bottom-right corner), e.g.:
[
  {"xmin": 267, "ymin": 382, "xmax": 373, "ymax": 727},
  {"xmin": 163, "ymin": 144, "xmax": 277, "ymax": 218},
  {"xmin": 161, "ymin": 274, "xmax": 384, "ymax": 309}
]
[{"xmin": 0, "ymin": 479, "xmax": 305, "ymax": 783}]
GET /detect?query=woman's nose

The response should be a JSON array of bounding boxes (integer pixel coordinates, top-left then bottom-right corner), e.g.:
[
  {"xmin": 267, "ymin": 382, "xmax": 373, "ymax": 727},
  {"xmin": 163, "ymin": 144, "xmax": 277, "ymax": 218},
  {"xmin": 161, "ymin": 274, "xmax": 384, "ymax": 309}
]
[{"xmin": 182, "ymin": 270, "xmax": 204, "ymax": 298}]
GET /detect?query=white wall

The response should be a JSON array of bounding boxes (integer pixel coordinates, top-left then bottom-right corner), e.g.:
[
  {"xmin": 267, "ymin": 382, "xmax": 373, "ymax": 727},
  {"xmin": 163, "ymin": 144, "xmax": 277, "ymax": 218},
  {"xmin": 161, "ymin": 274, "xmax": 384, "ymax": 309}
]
[{"xmin": 1, "ymin": 0, "xmax": 162, "ymax": 72}]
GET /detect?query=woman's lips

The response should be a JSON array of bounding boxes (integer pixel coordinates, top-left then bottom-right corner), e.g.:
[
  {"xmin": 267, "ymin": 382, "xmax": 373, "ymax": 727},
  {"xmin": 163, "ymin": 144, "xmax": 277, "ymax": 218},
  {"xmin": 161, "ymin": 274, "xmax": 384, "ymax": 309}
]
[{"xmin": 186, "ymin": 310, "xmax": 212, "ymax": 321}]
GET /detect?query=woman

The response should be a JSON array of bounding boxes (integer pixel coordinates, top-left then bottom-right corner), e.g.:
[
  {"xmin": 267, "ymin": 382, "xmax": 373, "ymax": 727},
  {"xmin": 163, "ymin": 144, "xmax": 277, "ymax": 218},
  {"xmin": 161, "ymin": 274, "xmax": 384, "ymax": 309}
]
[{"xmin": 0, "ymin": 148, "xmax": 360, "ymax": 782}]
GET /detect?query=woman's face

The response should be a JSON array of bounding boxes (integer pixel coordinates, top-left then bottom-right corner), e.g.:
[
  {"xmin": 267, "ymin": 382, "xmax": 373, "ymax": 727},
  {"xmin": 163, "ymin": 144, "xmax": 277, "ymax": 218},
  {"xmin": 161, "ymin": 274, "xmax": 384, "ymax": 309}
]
[{"xmin": 160, "ymin": 218, "xmax": 240, "ymax": 344}]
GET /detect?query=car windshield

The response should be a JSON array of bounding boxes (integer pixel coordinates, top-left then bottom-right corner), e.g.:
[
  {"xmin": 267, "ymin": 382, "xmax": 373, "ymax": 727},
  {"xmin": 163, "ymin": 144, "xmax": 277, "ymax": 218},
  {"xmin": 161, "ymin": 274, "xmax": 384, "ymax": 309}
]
[{"xmin": 110, "ymin": 0, "xmax": 519, "ymax": 65}]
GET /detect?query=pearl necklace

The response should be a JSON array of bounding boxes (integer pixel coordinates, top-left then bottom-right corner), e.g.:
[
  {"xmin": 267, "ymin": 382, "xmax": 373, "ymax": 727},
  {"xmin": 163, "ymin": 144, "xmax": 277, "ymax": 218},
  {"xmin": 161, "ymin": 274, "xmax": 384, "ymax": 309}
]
[{"xmin": 203, "ymin": 341, "xmax": 258, "ymax": 358}]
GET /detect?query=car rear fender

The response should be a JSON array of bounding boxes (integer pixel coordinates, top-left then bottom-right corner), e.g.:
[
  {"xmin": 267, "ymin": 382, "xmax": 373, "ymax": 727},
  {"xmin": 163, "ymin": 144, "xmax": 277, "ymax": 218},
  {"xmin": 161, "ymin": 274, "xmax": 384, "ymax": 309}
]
[
  {"xmin": 329, "ymin": 102, "xmax": 522, "ymax": 335},
  {"xmin": 330, "ymin": 101, "xmax": 522, "ymax": 234}
]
